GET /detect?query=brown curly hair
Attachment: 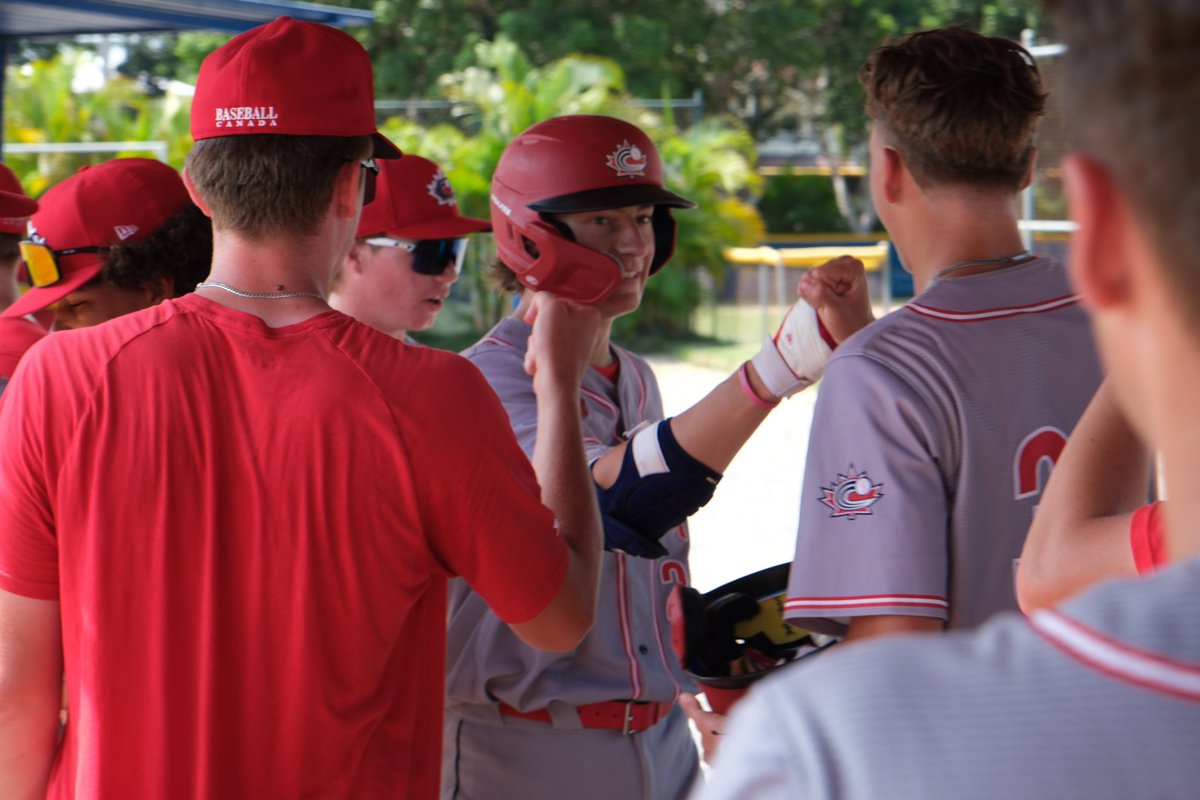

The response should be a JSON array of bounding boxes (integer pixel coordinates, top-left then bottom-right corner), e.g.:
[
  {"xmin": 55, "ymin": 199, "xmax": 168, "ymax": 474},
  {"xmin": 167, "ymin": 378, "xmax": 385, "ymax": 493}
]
[
  {"xmin": 100, "ymin": 204, "xmax": 212, "ymax": 296},
  {"xmin": 861, "ymin": 27, "xmax": 1047, "ymax": 192}
]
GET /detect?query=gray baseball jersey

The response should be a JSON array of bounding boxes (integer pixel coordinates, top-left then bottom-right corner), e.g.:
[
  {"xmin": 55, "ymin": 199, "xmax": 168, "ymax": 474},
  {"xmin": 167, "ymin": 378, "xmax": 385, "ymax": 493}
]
[
  {"xmin": 443, "ymin": 316, "xmax": 700, "ymax": 800},
  {"xmin": 787, "ymin": 258, "xmax": 1101, "ymax": 633},
  {"xmin": 696, "ymin": 555, "xmax": 1200, "ymax": 800}
]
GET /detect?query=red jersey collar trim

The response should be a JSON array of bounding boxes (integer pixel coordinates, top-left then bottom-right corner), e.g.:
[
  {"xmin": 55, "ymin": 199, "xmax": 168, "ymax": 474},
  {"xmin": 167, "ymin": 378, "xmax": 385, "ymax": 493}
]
[
  {"xmin": 1030, "ymin": 609, "xmax": 1200, "ymax": 702},
  {"xmin": 905, "ymin": 293, "xmax": 1080, "ymax": 323}
]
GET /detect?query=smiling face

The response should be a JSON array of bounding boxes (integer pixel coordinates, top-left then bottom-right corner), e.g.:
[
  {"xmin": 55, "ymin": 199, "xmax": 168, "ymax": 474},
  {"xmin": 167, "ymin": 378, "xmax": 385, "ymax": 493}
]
[
  {"xmin": 552, "ymin": 204, "xmax": 656, "ymax": 320},
  {"xmin": 334, "ymin": 240, "xmax": 460, "ymax": 338}
]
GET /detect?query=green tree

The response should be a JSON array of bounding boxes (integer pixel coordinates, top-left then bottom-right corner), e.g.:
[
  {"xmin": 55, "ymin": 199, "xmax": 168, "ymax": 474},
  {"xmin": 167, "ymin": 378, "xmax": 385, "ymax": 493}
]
[
  {"xmin": 116, "ymin": 31, "xmax": 235, "ymax": 95},
  {"xmin": 3, "ymin": 51, "xmax": 193, "ymax": 195}
]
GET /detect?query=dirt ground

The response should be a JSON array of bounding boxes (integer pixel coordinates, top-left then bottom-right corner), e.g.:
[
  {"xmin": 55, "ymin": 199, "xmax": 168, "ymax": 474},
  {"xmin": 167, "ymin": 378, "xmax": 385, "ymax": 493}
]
[{"xmin": 646, "ymin": 355, "xmax": 819, "ymax": 593}]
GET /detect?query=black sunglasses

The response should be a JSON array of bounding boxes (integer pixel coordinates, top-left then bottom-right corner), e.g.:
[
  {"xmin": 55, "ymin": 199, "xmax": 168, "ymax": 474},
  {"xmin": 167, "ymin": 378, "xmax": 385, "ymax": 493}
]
[{"xmin": 363, "ymin": 237, "xmax": 468, "ymax": 275}]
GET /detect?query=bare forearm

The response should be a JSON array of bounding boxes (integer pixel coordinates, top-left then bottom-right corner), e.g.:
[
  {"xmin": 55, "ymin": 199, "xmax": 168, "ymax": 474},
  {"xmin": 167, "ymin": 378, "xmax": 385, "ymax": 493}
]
[
  {"xmin": 668, "ymin": 367, "xmax": 773, "ymax": 472},
  {"xmin": 1037, "ymin": 381, "xmax": 1151, "ymax": 522},
  {"xmin": 531, "ymin": 376, "xmax": 602, "ymax": 614},
  {"xmin": 1018, "ymin": 381, "xmax": 1149, "ymax": 611},
  {"xmin": 592, "ymin": 365, "xmax": 773, "ymax": 486},
  {"xmin": 0, "ymin": 593, "xmax": 62, "ymax": 800},
  {"xmin": 0, "ymin": 695, "xmax": 59, "ymax": 800}
]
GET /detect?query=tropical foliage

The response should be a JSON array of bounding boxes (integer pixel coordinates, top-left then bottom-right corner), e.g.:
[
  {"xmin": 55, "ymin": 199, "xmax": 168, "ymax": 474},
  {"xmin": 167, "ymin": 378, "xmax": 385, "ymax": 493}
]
[
  {"xmin": 3, "ymin": 50, "xmax": 192, "ymax": 194},
  {"xmin": 378, "ymin": 38, "xmax": 764, "ymax": 335}
]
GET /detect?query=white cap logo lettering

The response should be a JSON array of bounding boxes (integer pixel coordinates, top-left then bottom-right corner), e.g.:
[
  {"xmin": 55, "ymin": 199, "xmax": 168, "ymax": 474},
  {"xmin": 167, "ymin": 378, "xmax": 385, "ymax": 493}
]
[{"xmin": 214, "ymin": 106, "xmax": 281, "ymax": 129}]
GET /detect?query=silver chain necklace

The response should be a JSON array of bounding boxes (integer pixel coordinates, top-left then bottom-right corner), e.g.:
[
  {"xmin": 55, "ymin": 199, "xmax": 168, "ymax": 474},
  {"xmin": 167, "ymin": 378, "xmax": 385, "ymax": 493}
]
[
  {"xmin": 934, "ymin": 250, "xmax": 1035, "ymax": 281},
  {"xmin": 195, "ymin": 281, "xmax": 324, "ymax": 300}
]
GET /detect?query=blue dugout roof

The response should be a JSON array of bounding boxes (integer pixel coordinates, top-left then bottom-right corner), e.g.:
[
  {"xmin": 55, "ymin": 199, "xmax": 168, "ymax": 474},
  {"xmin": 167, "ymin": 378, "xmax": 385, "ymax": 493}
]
[
  {"xmin": 0, "ymin": 0, "xmax": 372, "ymax": 38},
  {"xmin": 0, "ymin": 1, "xmax": 373, "ymax": 157}
]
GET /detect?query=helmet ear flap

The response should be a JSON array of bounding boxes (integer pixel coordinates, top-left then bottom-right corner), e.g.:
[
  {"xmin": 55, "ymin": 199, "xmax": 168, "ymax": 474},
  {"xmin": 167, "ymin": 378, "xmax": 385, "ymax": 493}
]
[
  {"xmin": 511, "ymin": 218, "xmax": 623, "ymax": 304},
  {"xmin": 649, "ymin": 206, "xmax": 677, "ymax": 275}
]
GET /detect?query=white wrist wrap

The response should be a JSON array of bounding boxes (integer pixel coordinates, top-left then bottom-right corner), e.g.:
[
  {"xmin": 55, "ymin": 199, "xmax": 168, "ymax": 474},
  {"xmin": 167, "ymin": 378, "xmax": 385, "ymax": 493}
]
[{"xmin": 750, "ymin": 303, "xmax": 834, "ymax": 399}]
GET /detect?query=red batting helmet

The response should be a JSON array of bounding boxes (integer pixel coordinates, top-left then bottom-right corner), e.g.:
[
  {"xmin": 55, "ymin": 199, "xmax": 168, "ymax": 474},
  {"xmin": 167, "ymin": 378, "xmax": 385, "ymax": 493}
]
[
  {"xmin": 668, "ymin": 564, "xmax": 836, "ymax": 715},
  {"xmin": 489, "ymin": 115, "xmax": 695, "ymax": 304}
]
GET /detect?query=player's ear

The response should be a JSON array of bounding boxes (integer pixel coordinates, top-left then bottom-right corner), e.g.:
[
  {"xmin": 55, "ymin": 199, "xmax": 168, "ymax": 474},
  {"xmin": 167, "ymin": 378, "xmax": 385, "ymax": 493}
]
[
  {"xmin": 343, "ymin": 241, "xmax": 370, "ymax": 275},
  {"xmin": 181, "ymin": 169, "xmax": 212, "ymax": 218},
  {"xmin": 1062, "ymin": 153, "xmax": 1133, "ymax": 310},
  {"xmin": 331, "ymin": 160, "xmax": 364, "ymax": 221},
  {"xmin": 876, "ymin": 144, "xmax": 910, "ymax": 206},
  {"xmin": 1019, "ymin": 146, "xmax": 1038, "ymax": 192}
]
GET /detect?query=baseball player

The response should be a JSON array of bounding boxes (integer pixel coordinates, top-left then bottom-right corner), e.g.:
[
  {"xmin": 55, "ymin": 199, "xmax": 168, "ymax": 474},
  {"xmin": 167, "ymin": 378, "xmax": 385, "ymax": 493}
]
[
  {"xmin": 0, "ymin": 162, "xmax": 41, "ymax": 385},
  {"xmin": 329, "ymin": 154, "xmax": 489, "ymax": 341},
  {"xmin": 697, "ymin": 3, "xmax": 1200, "ymax": 795},
  {"xmin": 784, "ymin": 27, "xmax": 1102, "ymax": 643},
  {"xmin": 1016, "ymin": 379, "xmax": 1163, "ymax": 612},
  {"xmin": 0, "ymin": 19, "xmax": 603, "ymax": 799},
  {"xmin": 443, "ymin": 114, "xmax": 873, "ymax": 800},
  {"xmin": 0, "ymin": 158, "xmax": 211, "ymax": 392}
]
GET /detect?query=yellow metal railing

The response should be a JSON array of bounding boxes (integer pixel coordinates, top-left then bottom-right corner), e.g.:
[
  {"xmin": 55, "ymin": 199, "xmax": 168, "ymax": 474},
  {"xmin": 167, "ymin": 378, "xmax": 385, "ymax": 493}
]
[
  {"xmin": 721, "ymin": 242, "xmax": 895, "ymax": 339},
  {"xmin": 723, "ymin": 243, "xmax": 891, "ymax": 271}
]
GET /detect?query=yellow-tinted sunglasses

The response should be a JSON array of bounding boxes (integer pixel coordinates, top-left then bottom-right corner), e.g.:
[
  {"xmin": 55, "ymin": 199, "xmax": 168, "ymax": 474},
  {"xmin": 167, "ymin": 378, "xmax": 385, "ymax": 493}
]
[{"xmin": 18, "ymin": 241, "xmax": 106, "ymax": 288}]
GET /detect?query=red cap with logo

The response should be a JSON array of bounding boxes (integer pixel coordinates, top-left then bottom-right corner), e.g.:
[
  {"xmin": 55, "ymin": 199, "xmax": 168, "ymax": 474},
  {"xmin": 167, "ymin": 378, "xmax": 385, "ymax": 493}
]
[
  {"xmin": 0, "ymin": 163, "xmax": 37, "ymax": 236},
  {"xmin": 190, "ymin": 16, "xmax": 400, "ymax": 159},
  {"xmin": 356, "ymin": 155, "xmax": 490, "ymax": 240},
  {"xmin": 3, "ymin": 158, "xmax": 191, "ymax": 319}
]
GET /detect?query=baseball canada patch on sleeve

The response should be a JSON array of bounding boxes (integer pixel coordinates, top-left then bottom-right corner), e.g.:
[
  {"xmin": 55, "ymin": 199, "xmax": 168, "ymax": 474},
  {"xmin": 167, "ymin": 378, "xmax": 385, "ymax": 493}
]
[{"xmin": 818, "ymin": 465, "xmax": 884, "ymax": 520}]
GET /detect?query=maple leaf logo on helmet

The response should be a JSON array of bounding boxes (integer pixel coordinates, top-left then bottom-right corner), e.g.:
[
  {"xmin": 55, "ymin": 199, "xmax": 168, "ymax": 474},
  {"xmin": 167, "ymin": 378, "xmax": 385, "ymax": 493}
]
[
  {"xmin": 605, "ymin": 140, "xmax": 649, "ymax": 179},
  {"xmin": 426, "ymin": 170, "xmax": 457, "ymax": 207}
]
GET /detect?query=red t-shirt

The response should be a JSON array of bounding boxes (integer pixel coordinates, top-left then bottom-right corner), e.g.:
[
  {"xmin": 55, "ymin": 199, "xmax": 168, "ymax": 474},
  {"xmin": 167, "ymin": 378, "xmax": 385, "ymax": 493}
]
[
  {"xmin": 0, "ymin": 314, "xmax": 46, "ymax": 379},
  {"xmin": 1130, "ymin": 501, "xmax": 1167, "ymax": 575},
  {"xmin": 0, "ymin": 295, "xmax": 568, "ymax": 799}
]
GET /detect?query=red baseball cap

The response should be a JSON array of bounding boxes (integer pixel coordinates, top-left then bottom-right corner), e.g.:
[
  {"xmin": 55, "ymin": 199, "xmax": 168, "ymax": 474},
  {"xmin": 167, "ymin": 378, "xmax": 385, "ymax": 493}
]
[
  {"xmin": 356, "ymin": 155, "xmax": 491, "ymax": 240},
  {"xmin": 191, "ymin": 16, "xmax": 400, "ymax": 159},
  {"xmin": 0, "ymin": 163, "xmax": 36, "ymax": 236},
  {"xmin": 3, "ymin": 158, "xmax": 191, "ymax": 319}
]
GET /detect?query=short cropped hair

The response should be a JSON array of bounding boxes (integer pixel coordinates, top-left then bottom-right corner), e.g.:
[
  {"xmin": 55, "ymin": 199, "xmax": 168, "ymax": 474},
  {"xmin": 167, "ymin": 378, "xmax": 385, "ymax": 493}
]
[
  {"xmin": 861, "ymin": 27, "xmax": 1046, "ymax": 192},
  {"xmin": 1046, "ymin": 0, "xmax": 1200, "ymax": 326},
  {"xmin": 185, "ymin": 134, "xmax": 372, "ymax": 239},
  {"xmin": 101, "ymin": 204, "xmax": 212, "ymax": 296}
]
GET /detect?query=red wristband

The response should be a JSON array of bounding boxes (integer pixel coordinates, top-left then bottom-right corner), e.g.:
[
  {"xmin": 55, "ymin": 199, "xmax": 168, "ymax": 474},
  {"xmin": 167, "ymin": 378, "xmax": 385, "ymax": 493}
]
[{"xmin": 739, "ymin": 361, "xmax": 780, "ymax": 409}]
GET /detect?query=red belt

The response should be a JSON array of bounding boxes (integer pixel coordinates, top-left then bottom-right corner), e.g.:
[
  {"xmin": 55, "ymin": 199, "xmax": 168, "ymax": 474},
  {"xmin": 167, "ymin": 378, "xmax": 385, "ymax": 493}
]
[{"xmin": 499, "ymin": 700, "xmax": 674, "ymax": 735}]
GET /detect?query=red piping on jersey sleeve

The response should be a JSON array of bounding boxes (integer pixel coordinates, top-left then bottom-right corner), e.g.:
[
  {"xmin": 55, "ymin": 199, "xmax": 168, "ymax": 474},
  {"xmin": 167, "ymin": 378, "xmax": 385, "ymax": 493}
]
[
  {"xmin": 1130, "ymin": 501, "xmax": 1168, "ymax": 575},
  {"xmin": 1030, "ymin": 610, "xmax": 1200, "ymax": 702},
  {"xmin": 784, "ymin": 593, "xmax": 949, "ymax": 613}
]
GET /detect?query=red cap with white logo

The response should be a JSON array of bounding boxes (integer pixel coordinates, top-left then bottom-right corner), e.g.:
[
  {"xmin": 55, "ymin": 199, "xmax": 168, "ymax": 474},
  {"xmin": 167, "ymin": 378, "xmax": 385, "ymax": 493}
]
[
  {"xmin": 190, "ymin": 16, "xmax": 400, "ymax": 159},
  {"xmin": 357, "ymin": 155, "xmax": 490, "ymax": 240},
  {"xmin": 3, "ymin": 158, "xmax": 191, "ymax": 319},
  {"xmin": 0, "ymin": 162, "xmax": 37, "ymax": 236}
]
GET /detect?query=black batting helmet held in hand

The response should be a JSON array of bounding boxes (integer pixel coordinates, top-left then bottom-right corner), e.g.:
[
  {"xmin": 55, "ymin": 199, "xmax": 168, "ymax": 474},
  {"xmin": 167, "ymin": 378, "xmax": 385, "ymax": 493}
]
[{"xmin": 668, "ymin": 563, "xmax": 836, "ymax": 715}]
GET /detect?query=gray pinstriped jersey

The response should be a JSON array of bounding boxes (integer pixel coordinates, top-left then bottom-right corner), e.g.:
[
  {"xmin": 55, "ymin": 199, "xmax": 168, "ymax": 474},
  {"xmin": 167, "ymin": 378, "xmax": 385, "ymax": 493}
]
[
  {"xmin": 445, "ymin": 316, "xmax": 695, "ymax": 712},
  {"xmin": 786, "ymin": 258, "xmax": 1102, "ymax": 633},
  {"xmin": 697, "ymin": 556, "xmax": 1200, "ymax": 800}
]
